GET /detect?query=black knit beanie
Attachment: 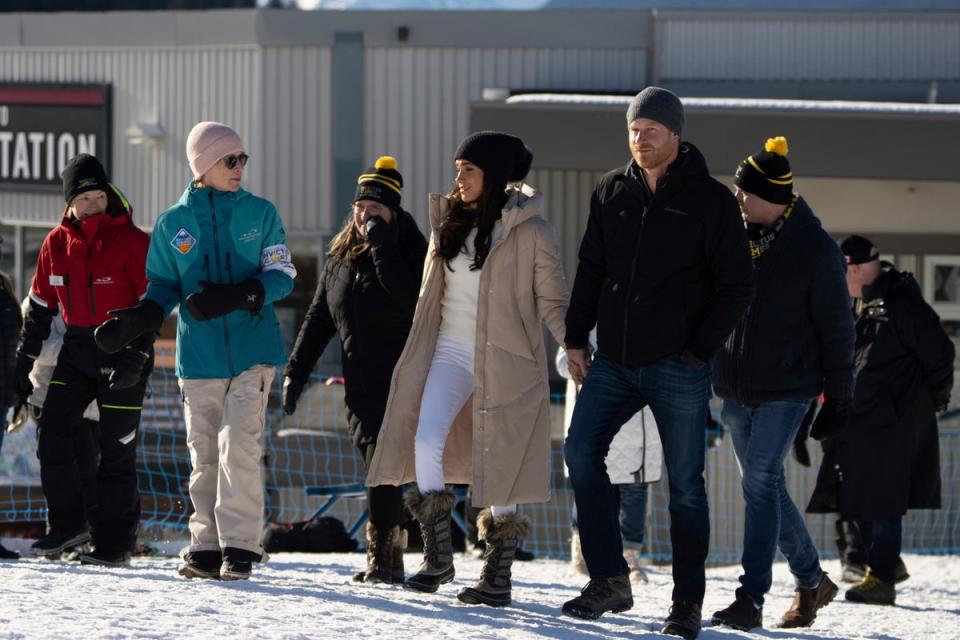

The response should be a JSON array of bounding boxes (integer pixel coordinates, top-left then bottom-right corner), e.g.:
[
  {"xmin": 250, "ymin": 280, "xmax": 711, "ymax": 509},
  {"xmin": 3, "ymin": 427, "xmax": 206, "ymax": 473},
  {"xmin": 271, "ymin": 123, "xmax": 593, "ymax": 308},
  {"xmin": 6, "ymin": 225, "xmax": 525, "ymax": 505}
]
[
  {"xmin": 734, "ymin": 136, "xmax": 794, "ymax": 205},
  {"xmin": 61, "ymin": 153, "xmax": 110, "ymax": 203},
  {"xmin": 626, "ymin": 86, "xmax": 684, "ymax": 135},
  {"xmin": 355, "ymin": 155, "xmax": 403, "ymax": 212},
  {"xmin": 454, "ymin": 131, "xmax": 533, "ymax": 190}
]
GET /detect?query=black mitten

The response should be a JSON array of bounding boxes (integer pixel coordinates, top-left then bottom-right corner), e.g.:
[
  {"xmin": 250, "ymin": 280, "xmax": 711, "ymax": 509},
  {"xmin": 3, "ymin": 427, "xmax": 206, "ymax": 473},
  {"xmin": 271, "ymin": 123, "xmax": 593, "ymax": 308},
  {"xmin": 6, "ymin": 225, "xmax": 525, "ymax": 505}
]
[
  {"xmin": 185, "ymin": 279, "xmax": 265, "ymax": 321},
  {"xmin": 95, "ymin": 299, "xmax": 164, "ymax": 354}
]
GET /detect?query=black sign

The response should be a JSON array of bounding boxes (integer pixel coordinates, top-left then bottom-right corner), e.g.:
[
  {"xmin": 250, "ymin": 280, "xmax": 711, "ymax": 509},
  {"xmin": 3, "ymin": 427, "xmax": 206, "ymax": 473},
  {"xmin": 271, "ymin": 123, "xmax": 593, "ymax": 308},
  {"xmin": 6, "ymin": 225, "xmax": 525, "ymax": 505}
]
[{"xmin": 0, "ymin": 83, "xmax": 111, "ymax": 193}]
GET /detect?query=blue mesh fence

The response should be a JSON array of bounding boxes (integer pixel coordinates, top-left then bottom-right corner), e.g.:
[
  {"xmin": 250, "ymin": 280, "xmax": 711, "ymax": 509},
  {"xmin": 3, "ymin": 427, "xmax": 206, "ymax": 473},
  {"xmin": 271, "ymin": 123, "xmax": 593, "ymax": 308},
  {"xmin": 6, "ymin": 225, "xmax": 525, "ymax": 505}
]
[{"xmin": 1, "ymin": 355, "xmax": 958, "ymax": 564}]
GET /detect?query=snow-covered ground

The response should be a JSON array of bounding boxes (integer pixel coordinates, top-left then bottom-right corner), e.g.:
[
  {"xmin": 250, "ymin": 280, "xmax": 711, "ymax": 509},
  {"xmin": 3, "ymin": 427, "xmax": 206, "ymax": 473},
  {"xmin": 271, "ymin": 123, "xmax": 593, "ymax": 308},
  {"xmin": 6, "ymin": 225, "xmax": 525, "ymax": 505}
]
[{"xmin": 1, "ymin": 544, "xmax": 956, "ymax": 639}]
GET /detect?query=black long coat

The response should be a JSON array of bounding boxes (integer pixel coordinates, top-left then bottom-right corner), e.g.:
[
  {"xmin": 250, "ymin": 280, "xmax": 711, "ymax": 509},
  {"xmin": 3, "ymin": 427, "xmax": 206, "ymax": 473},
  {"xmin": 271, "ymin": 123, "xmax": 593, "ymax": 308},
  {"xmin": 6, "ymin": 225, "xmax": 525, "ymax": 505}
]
[
  {"xmin": 285, "ymin": 210, "xmax": 427, "ymax": 446},
  {"xmin": 807, "ymin": 266, "xmax": 955, "ymax": 520}
]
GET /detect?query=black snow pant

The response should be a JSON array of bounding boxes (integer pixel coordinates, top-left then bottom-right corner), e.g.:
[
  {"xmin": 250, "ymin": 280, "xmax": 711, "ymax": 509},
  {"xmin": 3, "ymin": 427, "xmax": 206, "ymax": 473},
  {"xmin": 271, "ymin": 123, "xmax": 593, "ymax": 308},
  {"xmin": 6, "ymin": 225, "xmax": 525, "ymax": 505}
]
[
  {"xmin": 360, "ymin": 441, "xmax": 404, "ymax": 530},
  {"xmin": 37, "ymin": 331, "xmax": 151, "ymax": 554}
]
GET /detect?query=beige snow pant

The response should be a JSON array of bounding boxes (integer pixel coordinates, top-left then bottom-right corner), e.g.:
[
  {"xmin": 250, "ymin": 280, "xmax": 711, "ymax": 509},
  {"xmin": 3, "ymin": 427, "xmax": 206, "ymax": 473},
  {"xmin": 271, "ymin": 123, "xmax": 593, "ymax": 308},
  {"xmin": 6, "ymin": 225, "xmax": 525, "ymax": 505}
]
[{"xmin": 179, "ymin": 365, "xmax": 274, "ymax": 556}]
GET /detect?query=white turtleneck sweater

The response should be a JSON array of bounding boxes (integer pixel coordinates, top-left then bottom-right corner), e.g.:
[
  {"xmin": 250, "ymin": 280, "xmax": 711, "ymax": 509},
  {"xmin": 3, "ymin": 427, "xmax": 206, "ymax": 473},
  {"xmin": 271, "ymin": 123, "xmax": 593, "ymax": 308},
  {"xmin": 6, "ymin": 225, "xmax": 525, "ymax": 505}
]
[{"xmin": 439, "ymin": 223, "xmax": 501, "ymax": 346}]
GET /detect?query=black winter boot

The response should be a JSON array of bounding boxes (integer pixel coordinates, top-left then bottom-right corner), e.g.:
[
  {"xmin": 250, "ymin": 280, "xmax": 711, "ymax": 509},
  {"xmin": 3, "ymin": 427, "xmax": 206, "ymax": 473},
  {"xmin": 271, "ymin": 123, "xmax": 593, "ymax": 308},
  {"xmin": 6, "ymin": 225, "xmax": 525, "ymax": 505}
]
[
  {"xmin": 404, "ymin": 488, "xmax": 455, "ymax": 593},
  {"xmin": 562, "ymin": 575, "xmax": 633, "ymax": 620},
  {"xmin": 354, "ymin": 522, "xmax": 407, "ymax": 584},
  {"xmin": 457, "ymin": 509, "xmax": 530, "ymax": 607},
  {"xmin": 221, "ymin": 547, "xmax": 267, "ymax": 581},
  {"xmin": 178, "ymin": 549, "xmax": 223, "ymax": 580}
]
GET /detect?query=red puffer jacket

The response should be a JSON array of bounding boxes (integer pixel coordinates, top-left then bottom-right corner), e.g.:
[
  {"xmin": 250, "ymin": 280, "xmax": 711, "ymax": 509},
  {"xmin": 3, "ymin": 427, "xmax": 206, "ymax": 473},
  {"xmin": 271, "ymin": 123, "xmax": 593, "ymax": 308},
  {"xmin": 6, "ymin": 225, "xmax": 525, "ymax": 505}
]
[{"xmin": 30, "ymin": 191, "xmax": 149, "ymax": 328}]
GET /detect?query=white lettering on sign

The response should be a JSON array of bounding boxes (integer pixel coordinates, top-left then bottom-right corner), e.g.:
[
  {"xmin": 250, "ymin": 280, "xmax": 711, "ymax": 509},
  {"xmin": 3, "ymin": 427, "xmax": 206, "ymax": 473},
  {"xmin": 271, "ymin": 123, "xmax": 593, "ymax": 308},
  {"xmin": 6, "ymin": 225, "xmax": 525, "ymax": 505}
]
[
  {"xmin": 0, "ymin": 131, "xmax": 97, "ymax": 181},
  {"xmin": 0, "ymin": 106, "xmax": 8, "ymax": 127}
]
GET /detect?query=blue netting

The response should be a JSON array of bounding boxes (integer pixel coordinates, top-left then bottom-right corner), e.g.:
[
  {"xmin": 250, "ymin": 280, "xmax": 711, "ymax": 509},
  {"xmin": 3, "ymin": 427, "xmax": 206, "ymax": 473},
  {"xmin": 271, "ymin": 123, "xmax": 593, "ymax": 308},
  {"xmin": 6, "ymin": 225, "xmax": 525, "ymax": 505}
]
[{"xmin": 1, "ymin": 355, "xmax": 958, "ymax": 564}]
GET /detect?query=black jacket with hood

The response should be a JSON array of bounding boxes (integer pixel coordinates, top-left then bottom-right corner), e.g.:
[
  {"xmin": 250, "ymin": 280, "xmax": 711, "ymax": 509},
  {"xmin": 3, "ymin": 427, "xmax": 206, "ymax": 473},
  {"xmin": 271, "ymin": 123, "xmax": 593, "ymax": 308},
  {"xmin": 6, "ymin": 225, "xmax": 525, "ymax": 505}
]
[{"xmin": 285, "ymin": 209, "xmax": 427, "ymax": 446}]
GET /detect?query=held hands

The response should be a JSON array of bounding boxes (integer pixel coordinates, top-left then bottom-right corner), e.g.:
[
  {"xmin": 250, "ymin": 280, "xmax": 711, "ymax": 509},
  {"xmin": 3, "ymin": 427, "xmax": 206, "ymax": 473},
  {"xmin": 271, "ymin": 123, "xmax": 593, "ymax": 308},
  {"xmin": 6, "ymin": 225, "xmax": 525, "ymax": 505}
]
[
  {"xmin": 282, "ymin": 376, "xmax": 304, "ymax": 416},
  {"xmin": 566, "ymin": 348, "xmax": 592, "ymax": 385}
]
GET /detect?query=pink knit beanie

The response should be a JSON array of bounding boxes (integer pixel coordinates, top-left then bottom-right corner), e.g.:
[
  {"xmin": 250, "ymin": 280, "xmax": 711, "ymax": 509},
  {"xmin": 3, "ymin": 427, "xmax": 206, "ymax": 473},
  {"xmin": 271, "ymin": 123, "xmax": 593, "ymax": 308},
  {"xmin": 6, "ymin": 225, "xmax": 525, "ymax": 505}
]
[{"xmin": 186, "ymin": 121, "xmax": 245, "ymax": 179}]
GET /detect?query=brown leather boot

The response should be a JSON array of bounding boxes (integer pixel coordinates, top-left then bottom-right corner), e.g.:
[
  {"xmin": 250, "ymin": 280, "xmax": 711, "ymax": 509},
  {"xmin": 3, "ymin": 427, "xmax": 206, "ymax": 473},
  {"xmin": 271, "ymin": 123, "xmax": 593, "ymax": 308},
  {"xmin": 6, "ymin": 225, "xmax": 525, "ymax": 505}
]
[
  {"xmin": 457, "ymin": 509, "xmax": 530, "ymax": 607},
  {"xmin": 779, "ymin": 572, "xmax": 838, "ymax": 628},
  {"xmin": 404, "ymin": 488, "xmax": 456, "ymax": 593},
  {"xmin": 353, "ymin": 522, "xmax": 404, "ymax": 584}
]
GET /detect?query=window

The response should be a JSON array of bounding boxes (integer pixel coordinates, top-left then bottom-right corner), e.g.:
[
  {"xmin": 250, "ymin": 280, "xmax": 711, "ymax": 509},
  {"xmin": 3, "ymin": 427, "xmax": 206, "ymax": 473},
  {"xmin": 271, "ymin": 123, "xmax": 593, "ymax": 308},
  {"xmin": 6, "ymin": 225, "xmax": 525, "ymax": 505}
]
[{"xmin": 923, "ymin": 255, "xmax": 960, "ymax": 320}]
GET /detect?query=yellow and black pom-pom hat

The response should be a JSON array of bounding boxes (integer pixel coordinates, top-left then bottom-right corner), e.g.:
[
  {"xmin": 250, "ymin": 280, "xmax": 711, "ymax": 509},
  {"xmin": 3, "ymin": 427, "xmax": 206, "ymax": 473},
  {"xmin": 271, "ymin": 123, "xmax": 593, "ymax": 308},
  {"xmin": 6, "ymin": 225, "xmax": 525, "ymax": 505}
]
[
  {"xmin": 734, "ymin": 136, "xmax": 793, "ymax": 205},
  {"xmin": 355, "ymin": 155, "xmax": 403, "ymax": 212}
]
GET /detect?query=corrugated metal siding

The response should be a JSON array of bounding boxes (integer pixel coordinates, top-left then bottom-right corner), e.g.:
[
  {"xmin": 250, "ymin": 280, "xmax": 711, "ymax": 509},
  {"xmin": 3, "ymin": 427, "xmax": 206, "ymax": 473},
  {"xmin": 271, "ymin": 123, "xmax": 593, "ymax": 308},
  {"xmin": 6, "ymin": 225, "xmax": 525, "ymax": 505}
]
[
  {"xmin": 658, "ymin": 16, "xmax": 960, "ymax": 81},
  {"xmin": 259, "ymin": 47, "xmax": 333, "ymax": 234},
  {"xmin": 527, "ymin": 168, "xmax": 604, "ymax": 281},
  {"xmin": 0, "ymin": 46, "xmax": 332, "ymax": 234},
  {"xmin": 364, "ymin": 47, "xmax": 646, "ymax": 232}
]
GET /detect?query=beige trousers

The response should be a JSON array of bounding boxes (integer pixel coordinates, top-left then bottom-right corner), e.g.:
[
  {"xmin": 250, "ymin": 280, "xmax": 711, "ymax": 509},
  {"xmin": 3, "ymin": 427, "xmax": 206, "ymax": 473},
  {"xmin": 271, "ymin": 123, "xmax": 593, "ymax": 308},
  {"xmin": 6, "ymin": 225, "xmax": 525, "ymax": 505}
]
[{"xmin": 179, "ymin": 365, "xmax": 274, "ymax": 556}]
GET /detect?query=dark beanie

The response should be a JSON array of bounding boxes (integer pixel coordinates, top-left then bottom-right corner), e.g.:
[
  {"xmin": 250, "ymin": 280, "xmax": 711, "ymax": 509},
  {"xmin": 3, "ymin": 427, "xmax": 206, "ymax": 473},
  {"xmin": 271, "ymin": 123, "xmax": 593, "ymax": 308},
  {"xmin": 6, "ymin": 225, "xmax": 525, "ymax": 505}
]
[
  {"xmin": 840, "ymin": 235, "xmax": 880, "ymax": 265},
  {"xmin": 626, "ymin": 86, "xmax": 684, "ymax": 135},
  {"xmin": 454, "ymin": 131, "xmax": 533, "ymax": 190},
  {"xmin": 734, "ymin": 136, "xmax": 794, "ymax": 205},
  {"xmin": 61, "ymin": 153, "xmax": 109, "ymax": 203},
  {"xmin": 355, "ymin": 155, "xmax": 403, "ymax": 212}
]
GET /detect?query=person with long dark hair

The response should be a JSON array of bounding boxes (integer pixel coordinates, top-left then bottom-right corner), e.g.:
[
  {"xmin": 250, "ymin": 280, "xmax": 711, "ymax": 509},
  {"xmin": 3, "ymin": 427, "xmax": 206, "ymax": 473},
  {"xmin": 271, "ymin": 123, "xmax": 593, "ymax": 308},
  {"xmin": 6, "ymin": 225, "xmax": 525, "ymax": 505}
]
[
  {"xmin": 283, "ymin": 156, "xmax": 427, "ymax": 584},
  {"xmin": 366, "ymin": 132, "xmax": 568, "ymax": 607}
]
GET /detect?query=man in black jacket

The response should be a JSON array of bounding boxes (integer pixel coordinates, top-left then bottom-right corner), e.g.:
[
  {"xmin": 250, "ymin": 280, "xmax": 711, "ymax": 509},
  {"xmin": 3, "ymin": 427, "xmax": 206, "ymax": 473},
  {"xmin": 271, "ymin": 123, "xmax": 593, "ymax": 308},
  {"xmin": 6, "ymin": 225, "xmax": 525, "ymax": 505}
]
[
  {"xmin": 808, "ymin": 235, "xmax": 954, "ymax": 606},
  {"xmin": 561, "ymin": 87, "xmax": 752, "ymax": 639},
  {"xmin": 710, "ymin": 137, "xmax": 852, "ymax": 631}
]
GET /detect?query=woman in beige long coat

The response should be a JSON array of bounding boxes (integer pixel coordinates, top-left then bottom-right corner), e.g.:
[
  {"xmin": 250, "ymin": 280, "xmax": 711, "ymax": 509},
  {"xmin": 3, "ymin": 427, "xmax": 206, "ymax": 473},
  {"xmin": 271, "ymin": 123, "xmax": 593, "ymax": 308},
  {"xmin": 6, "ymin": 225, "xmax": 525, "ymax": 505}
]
[{"xmin": 366, "ymin": 132, "xmax": 568, "ymax": 607}]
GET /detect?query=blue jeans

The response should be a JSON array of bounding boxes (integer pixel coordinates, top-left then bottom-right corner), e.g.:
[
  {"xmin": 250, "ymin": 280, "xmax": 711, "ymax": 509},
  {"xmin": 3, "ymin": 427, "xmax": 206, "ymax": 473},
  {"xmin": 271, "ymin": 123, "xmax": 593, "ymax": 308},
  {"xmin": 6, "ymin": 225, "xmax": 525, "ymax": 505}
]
[
  {"xmin": 856, "ymin": 517, "xmax": 902, "ymax": 584},
  {"xmin": 571, "ymin": 480, "xmax": 649, "ymax": 547},
  {"xmin": 722, "ymin": 399, "xmax": 823, "ymax": 606},
  {"xmin": 565, "ymin": 352, "xmax": 711, "ymax": 604}
]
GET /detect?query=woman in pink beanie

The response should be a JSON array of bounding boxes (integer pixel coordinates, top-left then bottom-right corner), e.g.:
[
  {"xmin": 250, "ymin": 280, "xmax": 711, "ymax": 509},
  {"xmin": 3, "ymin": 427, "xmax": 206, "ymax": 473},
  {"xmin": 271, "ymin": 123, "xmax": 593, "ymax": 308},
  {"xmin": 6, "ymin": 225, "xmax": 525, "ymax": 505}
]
[{"xmin": 95, "ymin": 121, "xmax": 296, "ymax": 580}]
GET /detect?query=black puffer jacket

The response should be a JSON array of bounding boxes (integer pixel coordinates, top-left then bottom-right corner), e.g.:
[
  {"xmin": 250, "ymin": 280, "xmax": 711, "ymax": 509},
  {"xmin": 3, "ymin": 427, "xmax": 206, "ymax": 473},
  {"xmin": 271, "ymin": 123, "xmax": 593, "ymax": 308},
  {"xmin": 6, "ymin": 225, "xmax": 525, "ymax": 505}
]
[
  {"xmin": 0, "ymin": 276, "xmax": 21, "ymax": 409},
  {"xmin": 285, "ymin": 210, "xmax": 428, "ymax": 445},
  {"xmin": 565, "ymin": 143, "xmax": 753, "ymax": 367},
  {"xmin": 712, "ymin": 197, "xmax": 855, "ymax": 406},
  {"xmin": 807, "ymin": 266, "xmax": 954, "ymax": 520}
]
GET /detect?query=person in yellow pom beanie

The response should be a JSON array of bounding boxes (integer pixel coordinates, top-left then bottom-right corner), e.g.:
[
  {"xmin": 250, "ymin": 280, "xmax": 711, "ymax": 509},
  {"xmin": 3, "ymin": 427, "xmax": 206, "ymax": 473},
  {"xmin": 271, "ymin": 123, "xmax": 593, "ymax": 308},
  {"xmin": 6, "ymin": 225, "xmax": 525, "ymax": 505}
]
[
  {"xmin": 711, "ymin": 136, "xmax": 855, "ymax": 631},
  {"xmin": 283, "ymin": 155, "xmax": 427, "ymax": 585}
]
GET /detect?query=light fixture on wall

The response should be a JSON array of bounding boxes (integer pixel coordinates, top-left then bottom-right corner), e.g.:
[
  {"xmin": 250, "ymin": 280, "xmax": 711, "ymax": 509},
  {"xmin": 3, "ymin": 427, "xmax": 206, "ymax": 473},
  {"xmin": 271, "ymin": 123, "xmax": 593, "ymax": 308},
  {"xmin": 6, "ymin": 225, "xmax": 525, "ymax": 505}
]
[{"xmin": 125, "ymin": 122, "xmax": 166, "ymax": 146}]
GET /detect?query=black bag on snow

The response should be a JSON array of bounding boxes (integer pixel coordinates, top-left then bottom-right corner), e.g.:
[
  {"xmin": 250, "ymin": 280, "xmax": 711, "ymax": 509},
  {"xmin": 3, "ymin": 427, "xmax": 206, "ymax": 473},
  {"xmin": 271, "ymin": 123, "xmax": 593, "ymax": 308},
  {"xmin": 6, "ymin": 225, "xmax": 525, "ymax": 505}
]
[{"xmin": 262, "ymin": 516, "xmax": 359, "ymax": 553}]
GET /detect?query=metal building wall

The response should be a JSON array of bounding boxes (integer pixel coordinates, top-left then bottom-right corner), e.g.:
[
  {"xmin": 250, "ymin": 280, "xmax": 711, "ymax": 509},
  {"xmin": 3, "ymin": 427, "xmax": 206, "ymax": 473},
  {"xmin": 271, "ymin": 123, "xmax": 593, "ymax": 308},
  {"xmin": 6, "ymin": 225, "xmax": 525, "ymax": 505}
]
[
  {"xmin": 656, "ymin": 12, "xmax": 960, "ymax": 81},
  {"xmin": 363, "ymin": 47, "xmax": 646, "ymax": 231},
  {"xmin": 0, "ymin": 45, "xmax": 333, "ymax": 233}
]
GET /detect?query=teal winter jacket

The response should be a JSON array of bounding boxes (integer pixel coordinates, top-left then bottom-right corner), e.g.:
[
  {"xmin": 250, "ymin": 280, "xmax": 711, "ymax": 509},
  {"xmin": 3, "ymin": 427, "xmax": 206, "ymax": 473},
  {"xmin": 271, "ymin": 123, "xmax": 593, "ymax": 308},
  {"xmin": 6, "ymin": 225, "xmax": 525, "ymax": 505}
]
[{"xmin": 145, "ymin": 183, "xmax": 296, "ymax": 379}]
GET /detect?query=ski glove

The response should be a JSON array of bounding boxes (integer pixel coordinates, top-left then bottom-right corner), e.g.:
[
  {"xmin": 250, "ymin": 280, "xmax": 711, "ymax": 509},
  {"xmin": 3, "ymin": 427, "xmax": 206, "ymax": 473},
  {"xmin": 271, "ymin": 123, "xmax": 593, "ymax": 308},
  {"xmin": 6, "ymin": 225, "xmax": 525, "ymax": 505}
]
[
  {"xmin": 13, "ymin": 351, "xmax": 35, "ymax": 402},
  {"xmin": 282, "ymin": 376, "xmax": 304, "ymax": 416},
  {"xmin": 185, "ymin": 279, "xmax": 265, "ymax": 322},
  {"xmin": 107, "ymin": 346, "xmax": 151, "ymax": 391},
  {"xmin": 809, "ymin": 397, "xmax": 850, "ymax": 441},
  {"xmin": 95, "ymin": 299, "xmax": 165, "ymax": 354}
]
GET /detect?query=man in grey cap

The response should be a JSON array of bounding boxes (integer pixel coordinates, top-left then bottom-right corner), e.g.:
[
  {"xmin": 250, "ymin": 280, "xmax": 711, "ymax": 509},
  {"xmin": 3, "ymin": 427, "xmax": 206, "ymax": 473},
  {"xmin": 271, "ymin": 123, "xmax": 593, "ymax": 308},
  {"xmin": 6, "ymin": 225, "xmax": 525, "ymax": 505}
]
[{"xmin": 561, "ymin": 87, "xmax": 753, "ymax": 639}]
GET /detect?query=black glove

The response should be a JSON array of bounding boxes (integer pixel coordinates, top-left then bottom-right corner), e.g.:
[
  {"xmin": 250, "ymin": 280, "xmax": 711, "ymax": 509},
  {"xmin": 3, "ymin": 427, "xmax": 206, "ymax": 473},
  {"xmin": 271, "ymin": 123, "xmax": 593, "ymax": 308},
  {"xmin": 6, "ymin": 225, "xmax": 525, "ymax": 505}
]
[
  {"xmin": 6, "ymin": 400, "xmax": 32, "ymax": 434},
  {"xmin": 282, "ymin": 376, "xmax": 304, "ymax": 416},
  {"xmin": 680, "ymin": 349, "xmax": 707, "ymax": 371},
  {"xmin": 185, "ymin": 279, "xmax": 265, "ymax": 322},
  {"xmin": 13, "ymin": 351, "xmax": 35, "ymax": 402},
  {"xmin": 106, "ymin": 346, "xmax": 151, "ymax": 390},
  {"xmin": 810, "ymin": 397, "xmax": 850, "ymax": 441},
  {"xmin": 365, "ymin": 216, "xmax": 389, "ymax": 244},
  {"xmin": 95, "ymin": 299, "xmax": 165, "ymax": 354}
]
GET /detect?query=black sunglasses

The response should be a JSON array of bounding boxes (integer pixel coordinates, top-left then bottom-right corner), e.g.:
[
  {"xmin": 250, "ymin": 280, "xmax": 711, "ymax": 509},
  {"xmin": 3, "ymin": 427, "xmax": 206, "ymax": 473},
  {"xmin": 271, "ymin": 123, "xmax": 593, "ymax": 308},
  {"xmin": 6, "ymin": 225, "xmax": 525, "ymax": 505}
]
[{"xmin": 222, "ymin": 153, "xmax": 249, "ymax": 170}]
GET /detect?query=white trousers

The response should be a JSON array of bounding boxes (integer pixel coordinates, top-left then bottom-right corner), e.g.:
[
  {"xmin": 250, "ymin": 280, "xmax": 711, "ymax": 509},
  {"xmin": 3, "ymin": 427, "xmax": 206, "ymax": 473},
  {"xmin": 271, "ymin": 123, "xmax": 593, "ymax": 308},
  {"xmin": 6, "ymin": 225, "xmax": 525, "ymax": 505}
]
[{"xmin": 415, "ymin": 335, "xmax": 515, "ymax": 516}]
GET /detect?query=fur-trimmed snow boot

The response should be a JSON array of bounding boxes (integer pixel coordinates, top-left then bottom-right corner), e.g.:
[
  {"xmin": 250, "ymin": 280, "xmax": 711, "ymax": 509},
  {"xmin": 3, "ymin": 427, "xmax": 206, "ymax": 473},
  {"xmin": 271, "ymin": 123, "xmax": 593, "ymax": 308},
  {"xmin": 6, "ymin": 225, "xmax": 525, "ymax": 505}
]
[
  {"xmin": 457, "ymin": 509, "xmax": 530, "ymax": 607},
  {"xmin": 354, "ymin": 522, "xmax": 407, "ymax": 584},
  {"xmin": 404, "ymin": 488, "xmax": 456, "ymax": 593}
]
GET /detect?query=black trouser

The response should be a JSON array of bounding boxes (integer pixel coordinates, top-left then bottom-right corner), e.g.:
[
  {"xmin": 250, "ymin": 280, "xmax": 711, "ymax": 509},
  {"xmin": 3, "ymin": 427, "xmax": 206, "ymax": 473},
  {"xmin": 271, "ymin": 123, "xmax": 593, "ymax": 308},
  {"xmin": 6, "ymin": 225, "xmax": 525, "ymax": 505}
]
[
  {"xmin": 836, "ymin": 517, "xmax": 869, "ymax": 567},
  {"xmin": 76, "ymin": 418, "xmax": 101, "ymax": 525},
  {"xmin": 360, "ymin": 441, "xmax": 404, "ymax": 530},
  {"xmin": 38, "ymin": 332, "xmax": 151, "ymax": 553}
]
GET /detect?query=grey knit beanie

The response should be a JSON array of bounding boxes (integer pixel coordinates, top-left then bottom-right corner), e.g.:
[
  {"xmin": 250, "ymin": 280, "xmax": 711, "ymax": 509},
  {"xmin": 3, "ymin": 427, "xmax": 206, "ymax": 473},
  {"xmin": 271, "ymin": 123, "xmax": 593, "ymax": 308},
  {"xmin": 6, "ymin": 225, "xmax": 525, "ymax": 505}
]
[{"xmin": 626, "ymin": 87, "xmax": 684, "ymax": 135}]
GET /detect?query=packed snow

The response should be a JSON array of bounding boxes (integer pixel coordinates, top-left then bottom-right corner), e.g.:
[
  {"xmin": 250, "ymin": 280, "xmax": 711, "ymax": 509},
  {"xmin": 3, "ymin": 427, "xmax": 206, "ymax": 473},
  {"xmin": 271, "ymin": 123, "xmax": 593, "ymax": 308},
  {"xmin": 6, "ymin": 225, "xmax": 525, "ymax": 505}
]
[{"xmin": 1, "ymin": 544, "xmax": 956, "ymax": 639}]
